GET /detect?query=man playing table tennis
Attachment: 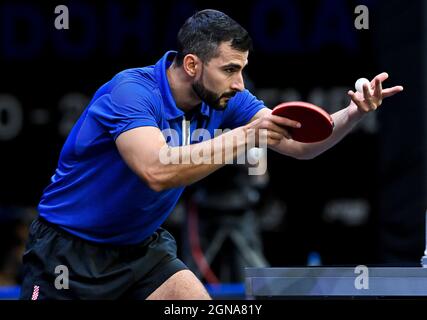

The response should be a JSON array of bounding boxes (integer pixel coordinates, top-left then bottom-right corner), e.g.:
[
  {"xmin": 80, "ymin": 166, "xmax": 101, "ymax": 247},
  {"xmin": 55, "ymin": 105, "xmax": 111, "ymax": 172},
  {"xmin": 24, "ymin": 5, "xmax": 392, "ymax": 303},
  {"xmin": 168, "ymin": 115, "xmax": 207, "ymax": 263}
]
[{"xmin": 20, "ymin": 9, "xmax": 403, "ymax": 300}]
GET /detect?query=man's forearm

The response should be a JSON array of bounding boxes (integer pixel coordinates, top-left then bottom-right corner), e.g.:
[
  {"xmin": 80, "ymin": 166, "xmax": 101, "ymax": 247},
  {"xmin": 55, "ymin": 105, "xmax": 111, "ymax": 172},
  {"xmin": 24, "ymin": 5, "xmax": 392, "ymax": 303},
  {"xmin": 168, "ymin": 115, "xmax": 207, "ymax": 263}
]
[
  {"xmin": 299, "ymin": 103, "xmax": 366, "ymax": 159},
  {"xmin": 272, "ymin": 103, "xmax": 366, "ymax": 160},
  {"xmin": 153, "ymin": 126, "xmax": 248, "ymax": 190}
]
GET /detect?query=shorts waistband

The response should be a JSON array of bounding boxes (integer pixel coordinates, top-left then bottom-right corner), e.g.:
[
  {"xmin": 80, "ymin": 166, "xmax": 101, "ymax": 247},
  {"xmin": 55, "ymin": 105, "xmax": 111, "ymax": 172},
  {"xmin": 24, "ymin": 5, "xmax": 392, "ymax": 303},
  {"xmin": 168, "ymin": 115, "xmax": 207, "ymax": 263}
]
[{"xmin": 36, "ymin": 216, "xmax": 156, "ymax": 249}]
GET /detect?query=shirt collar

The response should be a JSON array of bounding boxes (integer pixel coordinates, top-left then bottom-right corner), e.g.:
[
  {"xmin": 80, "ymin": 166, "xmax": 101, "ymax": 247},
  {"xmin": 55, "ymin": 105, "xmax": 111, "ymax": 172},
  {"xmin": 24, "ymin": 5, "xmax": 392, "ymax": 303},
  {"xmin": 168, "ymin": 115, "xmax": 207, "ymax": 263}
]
[{"xmin": 154, "ymin": 51, "xmax": 210, "ymax": 120}]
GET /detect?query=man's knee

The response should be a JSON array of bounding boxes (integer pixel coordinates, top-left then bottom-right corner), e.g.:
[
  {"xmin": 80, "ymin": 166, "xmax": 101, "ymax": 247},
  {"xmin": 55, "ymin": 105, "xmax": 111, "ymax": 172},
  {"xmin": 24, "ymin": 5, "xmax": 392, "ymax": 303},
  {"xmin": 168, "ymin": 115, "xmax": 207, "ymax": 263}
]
[{"xmin": 147, "ymin": 270, "xmax": 211, "ymax": 300}]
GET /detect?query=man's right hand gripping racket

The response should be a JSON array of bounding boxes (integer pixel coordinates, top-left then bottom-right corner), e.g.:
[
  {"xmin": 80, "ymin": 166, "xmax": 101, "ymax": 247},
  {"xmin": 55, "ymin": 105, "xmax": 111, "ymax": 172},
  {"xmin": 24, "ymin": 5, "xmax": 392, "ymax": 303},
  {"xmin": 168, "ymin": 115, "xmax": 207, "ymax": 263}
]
[{"xmin": 271, "ymin": 101, "xmax": 334, "ymax": 143}]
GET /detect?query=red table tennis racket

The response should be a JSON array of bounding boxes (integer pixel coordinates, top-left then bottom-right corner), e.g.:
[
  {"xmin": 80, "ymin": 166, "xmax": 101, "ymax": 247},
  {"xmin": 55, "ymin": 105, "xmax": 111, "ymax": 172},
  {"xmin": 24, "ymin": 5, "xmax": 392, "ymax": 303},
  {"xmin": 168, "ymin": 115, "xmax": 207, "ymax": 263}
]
[{"xmin": 271, "ymin": 101, "xmax": 334, "ymax": 143}]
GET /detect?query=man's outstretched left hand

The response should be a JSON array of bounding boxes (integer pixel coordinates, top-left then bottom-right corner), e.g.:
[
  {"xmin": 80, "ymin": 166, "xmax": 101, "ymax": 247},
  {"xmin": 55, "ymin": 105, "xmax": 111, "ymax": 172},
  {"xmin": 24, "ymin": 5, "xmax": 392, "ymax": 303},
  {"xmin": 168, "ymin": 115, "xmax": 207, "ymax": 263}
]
[{"xmin": 347, "ymin": 72, "xmax": 404, "ymax": 113}]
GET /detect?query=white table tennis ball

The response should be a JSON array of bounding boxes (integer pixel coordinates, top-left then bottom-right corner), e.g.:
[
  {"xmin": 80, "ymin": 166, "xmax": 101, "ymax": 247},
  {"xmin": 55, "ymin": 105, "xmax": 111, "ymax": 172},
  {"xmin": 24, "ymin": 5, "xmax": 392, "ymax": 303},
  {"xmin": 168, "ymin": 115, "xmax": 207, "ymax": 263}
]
[
  {"xmin": 247, "ymin": 147, "xmax": 264, "ymax": 163},
  {"xmin": 355, "ymin": 78, "xmax": 370, "ymax": 93}
]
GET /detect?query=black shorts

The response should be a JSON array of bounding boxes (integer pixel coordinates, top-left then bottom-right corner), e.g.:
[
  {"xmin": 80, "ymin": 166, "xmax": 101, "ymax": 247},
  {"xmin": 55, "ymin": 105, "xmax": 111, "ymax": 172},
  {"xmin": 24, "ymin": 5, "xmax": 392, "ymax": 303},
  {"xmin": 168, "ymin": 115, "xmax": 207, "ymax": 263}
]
[{"xmin": 20, "ymin": 217, "xmax": 188, "ymax": 300}]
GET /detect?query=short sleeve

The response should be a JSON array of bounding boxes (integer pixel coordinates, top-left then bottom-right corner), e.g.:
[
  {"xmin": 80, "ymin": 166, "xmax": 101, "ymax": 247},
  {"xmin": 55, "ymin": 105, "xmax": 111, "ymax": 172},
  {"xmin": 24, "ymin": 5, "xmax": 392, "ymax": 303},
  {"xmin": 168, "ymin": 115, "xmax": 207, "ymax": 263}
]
[
  {"xmin": 221, "ymin": 89, "xmax": 265, "ymax": 129},
  {"xmin": 89, "ymin": 81, "xmax": 160, "ymax": 140}
]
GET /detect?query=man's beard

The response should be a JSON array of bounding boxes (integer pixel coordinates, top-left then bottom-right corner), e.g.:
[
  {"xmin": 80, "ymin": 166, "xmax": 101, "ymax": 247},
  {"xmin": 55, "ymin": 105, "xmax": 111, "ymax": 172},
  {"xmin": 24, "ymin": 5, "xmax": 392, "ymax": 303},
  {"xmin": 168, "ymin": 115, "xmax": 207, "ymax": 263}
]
[{"xmin": 192, "ymin": 73, "xmax": 237, "ymax": 110}]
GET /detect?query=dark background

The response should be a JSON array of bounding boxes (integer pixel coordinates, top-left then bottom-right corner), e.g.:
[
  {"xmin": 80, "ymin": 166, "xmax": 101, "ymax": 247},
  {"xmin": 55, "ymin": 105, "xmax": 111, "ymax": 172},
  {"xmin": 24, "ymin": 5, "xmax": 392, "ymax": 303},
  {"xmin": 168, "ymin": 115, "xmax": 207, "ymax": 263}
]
[{"xmin": 0, "ymin": 0, "xmax": 425, "ymax": 284}]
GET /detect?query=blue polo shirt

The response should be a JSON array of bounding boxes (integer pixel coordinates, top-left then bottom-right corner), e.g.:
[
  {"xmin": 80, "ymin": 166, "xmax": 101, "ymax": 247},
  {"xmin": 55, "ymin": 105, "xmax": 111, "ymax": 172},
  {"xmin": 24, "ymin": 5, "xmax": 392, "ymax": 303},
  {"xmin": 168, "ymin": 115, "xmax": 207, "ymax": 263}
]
[{"xmin": 38, "ymin": 51, "xmax": 265, "ymax": 245}]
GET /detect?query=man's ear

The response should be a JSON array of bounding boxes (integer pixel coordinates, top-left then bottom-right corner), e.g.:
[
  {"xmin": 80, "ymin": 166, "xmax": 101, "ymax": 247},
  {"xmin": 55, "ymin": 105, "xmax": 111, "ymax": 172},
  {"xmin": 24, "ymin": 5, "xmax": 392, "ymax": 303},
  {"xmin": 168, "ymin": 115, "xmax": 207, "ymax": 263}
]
[{"xmin": 183, "ymin": 54, "xmax": 200, "ymax": 78}]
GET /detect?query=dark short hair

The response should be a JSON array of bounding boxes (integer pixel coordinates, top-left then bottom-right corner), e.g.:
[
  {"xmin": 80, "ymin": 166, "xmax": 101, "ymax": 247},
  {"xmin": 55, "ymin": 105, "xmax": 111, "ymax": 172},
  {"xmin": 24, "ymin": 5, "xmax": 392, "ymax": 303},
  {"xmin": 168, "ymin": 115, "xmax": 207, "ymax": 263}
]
[{"xmin": 175, "ymin": 9, "xmax": 252, "ymax": 66}]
